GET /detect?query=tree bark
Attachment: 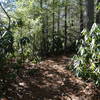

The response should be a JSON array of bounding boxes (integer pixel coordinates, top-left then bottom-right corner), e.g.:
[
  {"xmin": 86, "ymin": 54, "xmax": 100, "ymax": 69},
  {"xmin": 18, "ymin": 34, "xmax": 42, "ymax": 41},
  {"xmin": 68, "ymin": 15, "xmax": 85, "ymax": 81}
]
[
  {"xmin": 79, "ymin": 0, "xmax": 84, "ymax": 32},
  {"xmin": 57, "ymin": 5, "xmax": 60, "ymax": 34},
  {"xmin": 96, "ymin": 0, "xmax": 100, "ymax": 24},
  {"xmin": 40, "ymin": 0, "xmax": 46, "ymax": 56},
  {"xmin": 86, "ymin": 0, "xmax": 94, "ymax": 30},
  {"xmin": 52, "ymin": 0, "xmax": 55, "ymax": 54},
  {"xmin": 45, "ymin": 0, "xmax": 49, "ymax": 55},
  {"xmin": 64, "ymin": 2, "xmax": 67, "ymax": 53}
]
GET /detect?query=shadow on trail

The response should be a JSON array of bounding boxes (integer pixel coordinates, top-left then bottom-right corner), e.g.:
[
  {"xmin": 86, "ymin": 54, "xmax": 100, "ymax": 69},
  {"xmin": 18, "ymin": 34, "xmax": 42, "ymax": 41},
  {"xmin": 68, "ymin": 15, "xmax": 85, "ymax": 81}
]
[{"xmin": 0, "ymin": 56, "xmax": 100, "ymax": 100}]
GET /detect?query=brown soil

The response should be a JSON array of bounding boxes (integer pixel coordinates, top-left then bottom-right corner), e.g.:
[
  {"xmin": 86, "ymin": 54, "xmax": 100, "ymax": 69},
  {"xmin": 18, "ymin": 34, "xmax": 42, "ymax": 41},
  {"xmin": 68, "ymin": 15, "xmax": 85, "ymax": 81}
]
[{"xmin": 0, "ymin": 55, "xmax": 100, "ymax": 100}]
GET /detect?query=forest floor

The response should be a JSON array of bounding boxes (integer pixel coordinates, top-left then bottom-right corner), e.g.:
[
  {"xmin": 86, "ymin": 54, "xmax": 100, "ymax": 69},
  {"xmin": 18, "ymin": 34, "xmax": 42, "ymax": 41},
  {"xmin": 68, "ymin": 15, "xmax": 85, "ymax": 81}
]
[{"xmin": 0, "ymin": 55, "xmax": 100, "ymax": 100}]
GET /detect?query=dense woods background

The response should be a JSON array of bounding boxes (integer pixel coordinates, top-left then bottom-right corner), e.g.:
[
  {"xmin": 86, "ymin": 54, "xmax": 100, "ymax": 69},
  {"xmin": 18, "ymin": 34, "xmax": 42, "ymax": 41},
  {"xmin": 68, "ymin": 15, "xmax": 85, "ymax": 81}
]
[{"xmin": 0, "ymin": 0, "xmax": 100, "ymax": 99}]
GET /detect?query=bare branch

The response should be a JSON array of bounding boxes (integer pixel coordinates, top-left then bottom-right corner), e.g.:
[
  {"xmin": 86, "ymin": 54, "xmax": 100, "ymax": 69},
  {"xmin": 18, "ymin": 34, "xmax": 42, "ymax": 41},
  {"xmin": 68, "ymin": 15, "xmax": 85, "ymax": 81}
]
[{"xmin": 0, "ymin": 2, "xmax": 11, "ymax": 30}]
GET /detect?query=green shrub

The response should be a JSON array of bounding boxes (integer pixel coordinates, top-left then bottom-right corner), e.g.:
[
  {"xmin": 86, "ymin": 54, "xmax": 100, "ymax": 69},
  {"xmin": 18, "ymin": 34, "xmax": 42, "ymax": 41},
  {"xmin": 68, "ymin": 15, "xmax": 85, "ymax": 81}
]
[
  {"xmin": 0, "ymin": 30, "xmax": 14, "ymax": 63},
  {"xmin": 72, "ymin": 23, "xmax": 100, "ymax": 86}
]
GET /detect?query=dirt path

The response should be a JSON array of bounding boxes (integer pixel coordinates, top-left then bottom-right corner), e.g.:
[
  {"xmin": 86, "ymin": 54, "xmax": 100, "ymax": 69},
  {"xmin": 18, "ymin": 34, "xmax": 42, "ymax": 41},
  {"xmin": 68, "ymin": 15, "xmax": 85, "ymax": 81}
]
[{"xmin": 1, "ymin": 55, "xmax": 100, "ymax": 100}]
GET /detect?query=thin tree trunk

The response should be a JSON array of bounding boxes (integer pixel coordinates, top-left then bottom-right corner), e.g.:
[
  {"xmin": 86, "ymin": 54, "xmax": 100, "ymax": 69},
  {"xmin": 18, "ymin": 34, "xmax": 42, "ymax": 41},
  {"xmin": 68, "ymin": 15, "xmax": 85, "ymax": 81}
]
[
  {"xmin": 79, "ymin": 0, "xmax": 84, "ymax": 32},
  {"xmin": 96, "ymin": 0, "xmax": 100, "ymax": 24},
  {"xmin": 64, "ymin": 3, "xmax": 67, "ymax": 53},
  {"xmin": 86, "ymin": 0, "xmax": 94, "ymax": 30},
  {"xmin": 40, "ymin": 0, "xmax": 43, "ymax": 10},
  {"xmin": 40, "ymin": 0, "xmax": 44, "ymax": 34},
  {"xmin": 46, "ymin": 14, "xmax": 49, "ymax": 55},
  {"xmin": 58, "ymin": 6, "xmax": 60, "ymax": 34},
  {"xmin": 0, "ymin": 3, "xmax": 11, "ymax": 30},
  {"xmin": 40, "ymin": 0, "xmax": 45, "ymax": 56},
  {"xmin": 52, "ymin": 0, "xmax": 55, "ymax": 54},
  {"xmin": 45, "ymin": 0, "xmax": 49, "ymax": 55}
]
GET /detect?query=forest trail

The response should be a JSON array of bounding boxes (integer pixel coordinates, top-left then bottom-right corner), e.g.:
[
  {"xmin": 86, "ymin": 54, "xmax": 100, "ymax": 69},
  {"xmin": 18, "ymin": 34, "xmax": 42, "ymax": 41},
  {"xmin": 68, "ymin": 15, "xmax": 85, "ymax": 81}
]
[{"xmin": 3, "ymin": 55, "xmax": 100, "ymax": 100}]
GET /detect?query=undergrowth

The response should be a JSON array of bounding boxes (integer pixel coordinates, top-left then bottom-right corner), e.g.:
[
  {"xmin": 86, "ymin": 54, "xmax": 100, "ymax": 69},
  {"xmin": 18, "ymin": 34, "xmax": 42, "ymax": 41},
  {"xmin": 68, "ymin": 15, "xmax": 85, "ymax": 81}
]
[{"xmin": 72, "ymin": 23, "xmax": 100, "ymax": 86}]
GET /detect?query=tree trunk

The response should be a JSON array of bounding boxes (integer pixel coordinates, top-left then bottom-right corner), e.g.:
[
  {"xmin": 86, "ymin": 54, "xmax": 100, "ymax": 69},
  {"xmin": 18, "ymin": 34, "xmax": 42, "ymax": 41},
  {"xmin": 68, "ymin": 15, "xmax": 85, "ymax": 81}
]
[
  {"xmin": 52, "ymin": 0, "xmax": 55, "ymax": 54},
  {"xmin": 57, "ymin": 5, "xmax": 60, "ymax": 34},
  {"xmin": 79, "ymin": 0, "xmax": 84, "ymax": 32},
  {"xmin": 40, "ymin": 0, "xmax": 46, "ymax": 56},
  {"xmin": 45, "ymin": 0, "xmax": 49, "ymax": 55},
  {"xmin": 96, "ymin": 0, "xmax": 100, "ymax": 24},
  {"xmin": 64, "ymin": 3, "xmax": 67, "ymax": 53},
  {"xmin": 86, "ymin": 0, "xmax": 94, "ymax": 30}
]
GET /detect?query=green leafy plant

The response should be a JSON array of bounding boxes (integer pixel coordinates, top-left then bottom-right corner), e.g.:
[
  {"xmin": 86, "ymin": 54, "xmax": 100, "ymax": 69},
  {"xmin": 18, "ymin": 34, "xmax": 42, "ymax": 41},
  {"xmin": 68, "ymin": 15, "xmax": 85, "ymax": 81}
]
[
  {"xmin": 0, "ymin": 30, "xmax": 14, "ymax": 63},
  {"xmin": 72, "ymin": 23, "xmax": 100, "ymax": 86}
]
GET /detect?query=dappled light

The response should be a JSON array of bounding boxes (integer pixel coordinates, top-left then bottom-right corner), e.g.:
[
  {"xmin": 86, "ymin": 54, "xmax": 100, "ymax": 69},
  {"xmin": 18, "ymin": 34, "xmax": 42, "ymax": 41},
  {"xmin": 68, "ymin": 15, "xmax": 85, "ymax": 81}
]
[
  {"xmin": 0, "ymin": 0, "xmax": 100, "ymax": 100},
  {"xmin": 0, "ymin": 56, "xmax": 100, "ymax": 100}
]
